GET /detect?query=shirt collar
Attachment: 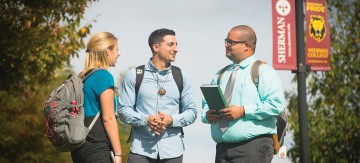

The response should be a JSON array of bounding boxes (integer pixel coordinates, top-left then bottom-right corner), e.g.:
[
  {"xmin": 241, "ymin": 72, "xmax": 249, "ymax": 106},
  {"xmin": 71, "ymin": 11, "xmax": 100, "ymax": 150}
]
[
  {"xmin": 146, "ymin": 58, "xmax": 172, "ymax": 74},
  {"xmin": 232, "ymin": 55, "xmax": 256, "ymax": 69}
]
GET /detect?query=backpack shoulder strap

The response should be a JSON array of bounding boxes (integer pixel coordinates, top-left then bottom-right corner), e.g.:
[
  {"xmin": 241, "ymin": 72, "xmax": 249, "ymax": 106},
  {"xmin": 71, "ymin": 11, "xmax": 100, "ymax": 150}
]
[
  {"xmin": 171, "ymin": 65, "xmax": 184, "ymax": 135},
  {"xmin": 134, "ymin": 65, "xmax": 145, "ymax": 111},
  {"xmin": 127, "ymin": 65, "xmax": 145, "ymax": 144},
  {"xmin": 250, "ymin": 60, "xmax": 266, "ymax": 88},
  {"xmin": 135, "ymin": 65, "xmax": 145, "ymax": 98},
  {"xmin": 88, "ymin": 112, "xmax": 100, "ymax": 130},
  {"xmin": 217, "ymin": 64, "xmax": 232, "ymax": 84},
  {"xmin": 81, "ymin": 67, "xmax": 103, "ymax": 131},
  {"xmin": 82, "ymin": 66, "xmax": 103, "ymax": 81},
  {"xmin": 171, "ymin": 65, "xmax": 183, "ymax": 99}
]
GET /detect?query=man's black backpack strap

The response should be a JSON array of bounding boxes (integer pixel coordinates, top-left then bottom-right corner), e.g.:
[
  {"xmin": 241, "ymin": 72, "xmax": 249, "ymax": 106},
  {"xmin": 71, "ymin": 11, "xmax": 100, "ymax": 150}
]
[
  {"xmin": 171, "ymin": 66, "xmax": 183, "ymax": 98},
  {"xmin": 134, "ymin": 65, "xmax": 145, "ymax": 111},
  {"xmin": 170, "ymin": 66, "xmax": 184, "ymax": 136},
  {"xmin": 126, "ymin": 65, "xmax": 145, "ymax": 143},
  {"xmin": 127, "ymin": 65, "xmax": 184, "ymax": 143}
]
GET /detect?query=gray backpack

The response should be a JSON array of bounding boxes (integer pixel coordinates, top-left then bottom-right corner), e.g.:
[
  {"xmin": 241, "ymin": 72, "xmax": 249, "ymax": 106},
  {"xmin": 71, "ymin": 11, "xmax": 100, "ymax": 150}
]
[{"xmin": 43, "ymin": 67, "xmax": 101, "ymax": 152}]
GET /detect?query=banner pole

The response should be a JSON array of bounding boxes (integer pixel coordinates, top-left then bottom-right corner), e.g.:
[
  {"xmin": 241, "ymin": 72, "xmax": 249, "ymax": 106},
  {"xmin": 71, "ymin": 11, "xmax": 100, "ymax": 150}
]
[{"xmin": 295, "ymin": 0, "xmax": 310, "ymax": 163}]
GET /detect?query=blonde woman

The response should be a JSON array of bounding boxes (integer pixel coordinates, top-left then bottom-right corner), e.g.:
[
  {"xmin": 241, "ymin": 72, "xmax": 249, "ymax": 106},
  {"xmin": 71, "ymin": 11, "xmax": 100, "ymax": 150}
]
[{"xmin": 71, "ymin": 32, "xmax": 122, "ymax": 163}]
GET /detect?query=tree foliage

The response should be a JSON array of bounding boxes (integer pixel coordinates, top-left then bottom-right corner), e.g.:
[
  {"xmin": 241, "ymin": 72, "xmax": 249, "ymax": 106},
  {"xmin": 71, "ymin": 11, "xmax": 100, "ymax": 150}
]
[
  {"xmin": 287, "ymin": 0, "xmax": 360, "ymax": 162},
  {"xmin": 0, "ymin": 67, "xmax": 75, "ymax": 162},
  {"xmin": 0, "ymin": 0, "xmax": 98, "ymax": 162},
  {"xmin": 0, "ymin": 0, "xmax": 96, "ymax": 93}
]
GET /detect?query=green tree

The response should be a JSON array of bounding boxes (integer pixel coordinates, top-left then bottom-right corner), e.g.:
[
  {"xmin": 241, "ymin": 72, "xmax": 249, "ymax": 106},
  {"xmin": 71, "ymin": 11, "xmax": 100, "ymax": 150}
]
[
  {"xmin": 0, "ymin": 67, "xmax": 74, "ymax": 162},
  {"xmin": 0, "ymin": 0, "xmax": 96, "ymax": 93},
  {"xmin": 287, "ymin": 0, "xmax": 360, "ymax": 162},
  {"xmin": 0, "ymin": 0, "xmax": 97, "ymax": 162}
]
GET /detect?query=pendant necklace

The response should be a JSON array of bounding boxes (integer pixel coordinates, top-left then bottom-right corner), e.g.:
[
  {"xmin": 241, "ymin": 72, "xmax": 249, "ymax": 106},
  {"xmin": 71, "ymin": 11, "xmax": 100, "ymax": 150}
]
[{"xmin": 151, "ymin": 71, "xmax": 170, "ymax": 96}]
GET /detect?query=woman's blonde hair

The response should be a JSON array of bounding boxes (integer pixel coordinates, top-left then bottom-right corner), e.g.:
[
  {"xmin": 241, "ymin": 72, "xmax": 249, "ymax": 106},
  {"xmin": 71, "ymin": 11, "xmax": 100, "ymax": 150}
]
[{"xmin": 80, "ymin": 32, "xmax": 117, "ymax": 77}]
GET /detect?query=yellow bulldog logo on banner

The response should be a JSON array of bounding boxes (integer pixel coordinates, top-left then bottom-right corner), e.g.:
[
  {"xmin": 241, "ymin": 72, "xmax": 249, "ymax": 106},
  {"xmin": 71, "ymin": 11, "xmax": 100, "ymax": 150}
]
[{"xmin": 309, "ymin": 15, "xmax": 326, "ymax": 42}]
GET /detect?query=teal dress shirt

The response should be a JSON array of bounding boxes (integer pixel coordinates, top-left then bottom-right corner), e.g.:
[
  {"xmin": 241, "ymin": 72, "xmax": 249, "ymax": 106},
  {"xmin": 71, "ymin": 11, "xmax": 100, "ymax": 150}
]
[{"xmin": 201, "ymin": 55, "xmax": 286, "ymax": 143}]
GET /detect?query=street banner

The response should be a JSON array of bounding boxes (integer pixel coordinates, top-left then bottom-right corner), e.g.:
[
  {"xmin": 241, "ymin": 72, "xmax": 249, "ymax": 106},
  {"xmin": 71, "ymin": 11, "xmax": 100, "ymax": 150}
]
[
  {"xmin": 305, "ymin": 0, "xmax": 331, "ymax": 71},
  {"xmin": 272, "ymin": 0, "xmax": 297, "ymax": 70}
]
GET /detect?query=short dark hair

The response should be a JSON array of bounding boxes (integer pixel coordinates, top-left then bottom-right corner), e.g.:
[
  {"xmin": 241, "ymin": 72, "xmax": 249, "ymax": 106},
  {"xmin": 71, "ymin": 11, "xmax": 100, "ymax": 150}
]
[{"xmin": 148, "ymin": 28, "xmax": 176, "ymax": 53}]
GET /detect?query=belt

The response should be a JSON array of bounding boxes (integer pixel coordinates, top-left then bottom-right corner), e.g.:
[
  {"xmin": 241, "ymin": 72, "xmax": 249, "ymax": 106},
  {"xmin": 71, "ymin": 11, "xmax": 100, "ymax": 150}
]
[{"xmin": 218, "ymin": 134, "xmax": 273, "ymax": 145}]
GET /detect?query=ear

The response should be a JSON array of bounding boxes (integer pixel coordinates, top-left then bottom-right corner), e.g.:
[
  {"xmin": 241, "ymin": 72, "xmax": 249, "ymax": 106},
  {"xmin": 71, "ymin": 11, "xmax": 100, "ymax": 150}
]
[
  {"xmin": 105, "ymin": 48, "xmax": 111, "ymax": 56},
  {"xmin": 152, "ymin": 44, "xmax": 160, "ymax": 53},
  {"xmin": 244, "ymin": 42, "xmax": 252, "ymax": 51},
  {"xmin": 245, "ymin": 42, "xmax": 251, "ymax": 48}
]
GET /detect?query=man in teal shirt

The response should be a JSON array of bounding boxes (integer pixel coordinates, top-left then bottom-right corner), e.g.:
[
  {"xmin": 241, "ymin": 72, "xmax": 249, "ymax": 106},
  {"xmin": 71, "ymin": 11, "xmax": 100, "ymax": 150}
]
[{"xmin": 201, "ymin": 25, "xmax": 285, "ymax": 163}]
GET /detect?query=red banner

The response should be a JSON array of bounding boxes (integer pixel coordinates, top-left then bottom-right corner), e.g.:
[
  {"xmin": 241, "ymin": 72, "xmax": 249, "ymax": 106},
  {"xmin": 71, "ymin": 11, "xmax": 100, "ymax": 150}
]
[
  {"xmin": 305, "ymin": 0, "xmax": 331, "ymax": 71},
  {"xmin": 272, "ymin": 0, "xmax": 297, "ymax": 70}
]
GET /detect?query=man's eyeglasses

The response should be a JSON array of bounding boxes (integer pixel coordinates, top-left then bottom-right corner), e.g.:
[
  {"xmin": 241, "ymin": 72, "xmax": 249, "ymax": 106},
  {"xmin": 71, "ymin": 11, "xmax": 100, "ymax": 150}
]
[{"xmin": 225, "ymin": 39, "xmax": 247, "ymax": 46}]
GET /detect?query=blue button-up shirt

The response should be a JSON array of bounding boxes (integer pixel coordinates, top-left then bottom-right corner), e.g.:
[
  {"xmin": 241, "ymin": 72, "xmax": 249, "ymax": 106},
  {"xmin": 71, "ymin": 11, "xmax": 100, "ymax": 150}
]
[
  {"xmin": 118, "ymin": 60, "xmax": 197, "ymax": 159},
  {"xmin": 201, "ymin": 55, "xmax": 285, "ymax": 143}
]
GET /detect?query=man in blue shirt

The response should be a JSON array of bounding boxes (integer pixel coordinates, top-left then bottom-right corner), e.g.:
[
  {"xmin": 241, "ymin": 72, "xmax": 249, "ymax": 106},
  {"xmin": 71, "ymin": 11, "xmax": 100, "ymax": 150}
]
[
  {"xmin": 201, "ymin": 25, "xmax": 286, "ymax": 163},
  {"xmin": 118, "ymin": 28, "xmax": 197, "ymax": 163}
]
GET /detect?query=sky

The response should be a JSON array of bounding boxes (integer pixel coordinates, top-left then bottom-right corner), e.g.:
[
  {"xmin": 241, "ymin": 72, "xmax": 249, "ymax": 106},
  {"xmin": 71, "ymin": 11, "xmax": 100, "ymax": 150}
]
[{"xmin": 71, "ymin": 0, "xmax": 295, "ymax": 162}]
